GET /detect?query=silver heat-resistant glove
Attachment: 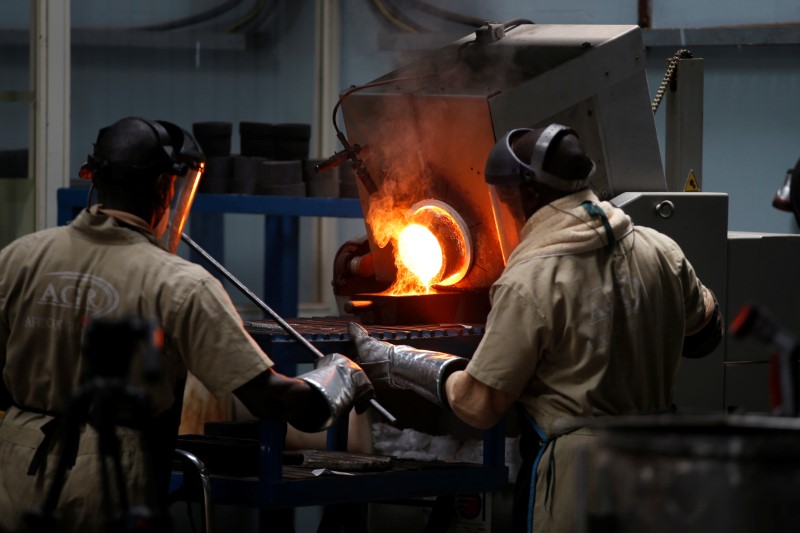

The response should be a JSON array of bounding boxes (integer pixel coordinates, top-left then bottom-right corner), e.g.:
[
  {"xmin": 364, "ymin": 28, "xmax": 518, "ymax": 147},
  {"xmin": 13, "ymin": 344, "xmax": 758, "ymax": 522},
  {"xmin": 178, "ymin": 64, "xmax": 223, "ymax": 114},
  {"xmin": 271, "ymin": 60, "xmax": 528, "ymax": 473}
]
[
  {"xmin": 297, "ymin": 353, "xmax": 374, "ymax": 432},
  {"xmin": 347, "ymin": 322, "xmax": 468, "ymax": 409}
]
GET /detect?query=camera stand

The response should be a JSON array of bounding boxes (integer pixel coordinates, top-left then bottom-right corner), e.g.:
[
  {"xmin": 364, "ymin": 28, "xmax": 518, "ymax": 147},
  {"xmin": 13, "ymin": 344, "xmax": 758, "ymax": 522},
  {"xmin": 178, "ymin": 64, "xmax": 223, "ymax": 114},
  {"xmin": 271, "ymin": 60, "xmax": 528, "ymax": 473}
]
[
  {"xmin": 21, "ymin": 316, "xmax": 165, "ymax": 532},
  {"xmin": 22, "ymin": 378, "xmax": 162, "ymax": 532}
]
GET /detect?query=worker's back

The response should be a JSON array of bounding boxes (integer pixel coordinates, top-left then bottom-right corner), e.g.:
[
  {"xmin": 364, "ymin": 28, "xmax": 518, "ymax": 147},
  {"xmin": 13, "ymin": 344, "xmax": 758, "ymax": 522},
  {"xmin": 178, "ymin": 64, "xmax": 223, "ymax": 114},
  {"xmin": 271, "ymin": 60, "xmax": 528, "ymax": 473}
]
[{"xmin": 470, "ymin": 193, "xmax": 711, "ymax": 436}]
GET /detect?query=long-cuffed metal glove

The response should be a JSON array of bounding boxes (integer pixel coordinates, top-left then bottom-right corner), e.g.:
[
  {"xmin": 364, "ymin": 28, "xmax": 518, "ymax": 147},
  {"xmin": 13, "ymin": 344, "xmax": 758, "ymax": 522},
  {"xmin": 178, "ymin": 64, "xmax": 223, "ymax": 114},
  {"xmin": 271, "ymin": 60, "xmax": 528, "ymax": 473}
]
[
  {"xmin": 347, "ymin": 322, "xmax": 468, "ymax": 409},
  {"xmin": 295, "ymin": 353, "xmax": 375, "ymax": 432}
]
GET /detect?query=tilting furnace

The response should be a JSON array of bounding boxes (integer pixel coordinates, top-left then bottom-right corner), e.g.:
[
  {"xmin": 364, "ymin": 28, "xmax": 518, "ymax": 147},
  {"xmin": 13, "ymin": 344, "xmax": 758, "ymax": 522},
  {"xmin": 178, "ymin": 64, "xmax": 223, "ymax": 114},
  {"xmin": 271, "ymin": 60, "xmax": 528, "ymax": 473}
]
[{"xmin": 330, "ymin": 24, "xmax": 733, "ymax": 413}]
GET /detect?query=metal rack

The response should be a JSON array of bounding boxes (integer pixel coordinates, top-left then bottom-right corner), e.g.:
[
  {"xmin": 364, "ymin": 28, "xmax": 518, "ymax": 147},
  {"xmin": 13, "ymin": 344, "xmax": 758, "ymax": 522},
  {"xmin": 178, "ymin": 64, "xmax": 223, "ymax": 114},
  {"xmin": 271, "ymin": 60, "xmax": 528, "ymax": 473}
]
[{"xmin": 171, "ymin": 319, "xmax": 508, "ymax": 513}]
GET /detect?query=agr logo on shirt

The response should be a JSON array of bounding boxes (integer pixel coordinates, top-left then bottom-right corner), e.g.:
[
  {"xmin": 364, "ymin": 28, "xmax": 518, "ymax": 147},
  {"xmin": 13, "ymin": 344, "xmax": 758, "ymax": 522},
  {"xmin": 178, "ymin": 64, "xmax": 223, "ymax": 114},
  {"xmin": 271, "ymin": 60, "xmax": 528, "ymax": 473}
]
[{"xmin": 37, "ymin": 271, "xmax": 120, "ymax": 318}]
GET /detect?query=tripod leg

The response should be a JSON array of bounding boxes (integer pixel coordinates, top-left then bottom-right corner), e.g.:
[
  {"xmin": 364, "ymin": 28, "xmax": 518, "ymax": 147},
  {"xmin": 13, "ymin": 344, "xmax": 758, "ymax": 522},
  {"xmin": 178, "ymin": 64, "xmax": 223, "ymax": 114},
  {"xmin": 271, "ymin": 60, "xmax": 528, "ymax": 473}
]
[
  {"xmin": 95, "ymin": 389, "xmax": 131, "ymax": 524},
  {"xmin": 40, "ymin": 390, "xmax": 94, "ymax": 517},
  {"xmin": 99, "ymin": 448, "xmax": 117, "ymax": 527},
  {"xmin": 111, "ymin": 442, "xmax": 131, "ymax": 515}
]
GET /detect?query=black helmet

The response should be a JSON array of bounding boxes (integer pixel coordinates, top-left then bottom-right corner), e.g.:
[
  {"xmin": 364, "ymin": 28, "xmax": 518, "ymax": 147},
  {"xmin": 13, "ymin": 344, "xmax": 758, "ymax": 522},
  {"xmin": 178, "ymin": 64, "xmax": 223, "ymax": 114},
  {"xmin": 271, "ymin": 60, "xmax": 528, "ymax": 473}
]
[
  {"xmin": 80, "ymin": 117, "xmax": 206, "ymax": 254},
  {"xmin": 484, "ymin": 124, "xmax": 594, "ymax": 191},
  {"xmin": 80, "ymin": 117, "xmax": 205, "ymax": 183}
]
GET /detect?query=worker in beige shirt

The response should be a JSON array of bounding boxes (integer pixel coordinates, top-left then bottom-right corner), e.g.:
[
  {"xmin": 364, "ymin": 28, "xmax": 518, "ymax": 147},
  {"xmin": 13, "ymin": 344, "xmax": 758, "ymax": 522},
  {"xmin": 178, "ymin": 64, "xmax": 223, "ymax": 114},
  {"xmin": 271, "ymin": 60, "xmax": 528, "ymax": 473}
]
[
  {"xmin": 0, "ymin": 117, "xmax": 373, "ymax": 532},
  {"xmin": 349, "ymin": 123, "xmax": 723, "ymax": 533}
]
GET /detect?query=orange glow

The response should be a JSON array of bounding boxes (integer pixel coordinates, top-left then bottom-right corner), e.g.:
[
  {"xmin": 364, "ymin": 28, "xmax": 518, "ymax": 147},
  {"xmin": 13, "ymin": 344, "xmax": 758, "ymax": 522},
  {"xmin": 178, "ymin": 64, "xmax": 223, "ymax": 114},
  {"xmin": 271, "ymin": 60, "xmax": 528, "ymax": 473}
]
[
  {"xmin": 365, "ymin": 195, "xmax": 472, "ymax": 295},
  {"xmin": 366, "ymin": 198, "xmax": 431, "ymax": 295},
  {"xmin": 397, "ymin": 224, "xmax": 443, "ymax": 290}
]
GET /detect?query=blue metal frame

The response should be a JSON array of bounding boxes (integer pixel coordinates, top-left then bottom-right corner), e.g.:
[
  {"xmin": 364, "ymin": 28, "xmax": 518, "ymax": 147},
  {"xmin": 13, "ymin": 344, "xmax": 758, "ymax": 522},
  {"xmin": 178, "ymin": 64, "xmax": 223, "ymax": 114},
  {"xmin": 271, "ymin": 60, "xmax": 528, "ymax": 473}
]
[
  {"xmin": 57, "ymin": 188, "xmax": 364, "ymax": 223},
  {"xmin": 56, "ymin": 188, "xmax": 363, "ymax": 317}
]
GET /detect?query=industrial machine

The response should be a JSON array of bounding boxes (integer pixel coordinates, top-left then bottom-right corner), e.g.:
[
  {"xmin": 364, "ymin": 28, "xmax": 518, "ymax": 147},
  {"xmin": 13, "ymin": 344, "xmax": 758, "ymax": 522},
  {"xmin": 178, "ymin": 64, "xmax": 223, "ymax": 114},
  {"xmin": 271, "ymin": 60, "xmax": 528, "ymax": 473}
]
[
  {"xmin": 326, "ymin": 23, "xmax": 800, "ymax": 415},
  {"xmin": 315, "ymin": 26, "xmax": 800, "ymax": 528},
  {"xmin": 334, "ymin": 24, "xmax": 666, "ymax": 323}
]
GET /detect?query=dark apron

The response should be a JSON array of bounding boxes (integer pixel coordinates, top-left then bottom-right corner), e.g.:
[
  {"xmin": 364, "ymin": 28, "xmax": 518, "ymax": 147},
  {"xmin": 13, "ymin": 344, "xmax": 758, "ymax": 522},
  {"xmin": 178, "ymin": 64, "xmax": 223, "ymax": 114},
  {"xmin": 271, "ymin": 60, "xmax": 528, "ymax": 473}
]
[{"xmin": 513, "ymin": 406, "xmax": 565, "ymax": 533}]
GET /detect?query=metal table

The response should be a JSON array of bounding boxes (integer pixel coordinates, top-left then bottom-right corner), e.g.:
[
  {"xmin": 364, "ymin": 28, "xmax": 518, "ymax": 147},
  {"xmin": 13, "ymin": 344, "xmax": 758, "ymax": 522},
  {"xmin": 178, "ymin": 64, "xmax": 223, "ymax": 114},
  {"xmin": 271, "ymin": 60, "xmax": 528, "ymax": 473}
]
[{"xmin": 170, "ymin": 319, "xmax": 508, "ymax": 513}]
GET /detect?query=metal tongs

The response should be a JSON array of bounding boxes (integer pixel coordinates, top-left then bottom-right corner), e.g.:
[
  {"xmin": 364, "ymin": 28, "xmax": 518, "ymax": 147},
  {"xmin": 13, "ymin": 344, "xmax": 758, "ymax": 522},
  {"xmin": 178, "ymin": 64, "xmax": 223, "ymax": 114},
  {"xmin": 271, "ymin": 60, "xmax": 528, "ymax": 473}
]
[{"xmin": 181, "ymin": 232, "xmax": 396, "ymax": 423}]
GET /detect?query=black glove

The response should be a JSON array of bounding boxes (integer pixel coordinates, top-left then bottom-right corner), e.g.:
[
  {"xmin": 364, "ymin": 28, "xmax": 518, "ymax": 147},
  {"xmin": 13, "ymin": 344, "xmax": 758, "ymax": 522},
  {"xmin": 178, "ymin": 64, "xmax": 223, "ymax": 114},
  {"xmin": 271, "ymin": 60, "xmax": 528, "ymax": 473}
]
[
  {"xmin": 348, "ymin": 322, "xmax": 467, "ymax": 408},
  {"xmin": 296, "ymin": 353, "xmax": 374, "ymax": 431}
]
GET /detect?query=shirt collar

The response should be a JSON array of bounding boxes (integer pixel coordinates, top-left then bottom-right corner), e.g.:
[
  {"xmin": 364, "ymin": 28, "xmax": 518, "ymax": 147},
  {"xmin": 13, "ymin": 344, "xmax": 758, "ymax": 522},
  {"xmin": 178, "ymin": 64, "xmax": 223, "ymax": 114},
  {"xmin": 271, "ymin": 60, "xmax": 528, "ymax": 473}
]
[
  {"xmin": 89, "ymin": 204, "xmax": 155, "ymax": 236},
  {"xmin": 70, "ymin": 205, "xmax": 159, "ymax": 246}
]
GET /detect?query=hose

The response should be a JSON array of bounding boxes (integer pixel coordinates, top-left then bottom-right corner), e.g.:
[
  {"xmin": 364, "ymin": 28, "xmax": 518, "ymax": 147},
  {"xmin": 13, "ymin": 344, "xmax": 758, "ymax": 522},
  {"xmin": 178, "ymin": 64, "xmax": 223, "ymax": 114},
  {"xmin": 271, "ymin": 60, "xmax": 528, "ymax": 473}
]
[
  {"xmin": 331, "ymin": 75, "xmax": 431, "ymax": 141},
  {"xmin": 405, "ymin": 0, "xmax": 487, "ymax": 28},
  {"xmin": 225, "ymin": 0, "xmax": 270, "ymax": 33},
  {"xmin": 129, "ymin": 0, "xmax": 246, "ymax": 32},
  {"xmin": 370, "ymin": 0, "xmax": 425, "ymax": 33},
  {"xmin": 503, "ymin": 18, "xmax": 535, "ymax": 31}
]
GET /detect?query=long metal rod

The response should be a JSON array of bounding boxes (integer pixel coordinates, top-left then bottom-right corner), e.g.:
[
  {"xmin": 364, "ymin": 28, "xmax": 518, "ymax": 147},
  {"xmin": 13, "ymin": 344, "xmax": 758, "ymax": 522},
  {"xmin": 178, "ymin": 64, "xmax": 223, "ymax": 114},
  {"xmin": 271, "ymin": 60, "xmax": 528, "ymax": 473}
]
[{"xmin": 181, "ymin": 232, "xmax": 396, "ymax": 423}]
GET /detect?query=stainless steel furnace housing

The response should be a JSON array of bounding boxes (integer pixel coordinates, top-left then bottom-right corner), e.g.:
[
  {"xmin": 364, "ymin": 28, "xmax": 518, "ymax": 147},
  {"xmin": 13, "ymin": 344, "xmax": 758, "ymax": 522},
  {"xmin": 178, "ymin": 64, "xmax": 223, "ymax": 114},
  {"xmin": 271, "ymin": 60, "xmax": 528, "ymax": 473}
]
[
  {"xmin": 334, "ymin": 22, "xmax": 800, "ymax": 530},
  {"xmin": 342, "ymin": 24, "xmax": 666, "ymax": 290},
  {"xmin": 338, "ymin": 23, "xmax": 800, "ymax": 414}
]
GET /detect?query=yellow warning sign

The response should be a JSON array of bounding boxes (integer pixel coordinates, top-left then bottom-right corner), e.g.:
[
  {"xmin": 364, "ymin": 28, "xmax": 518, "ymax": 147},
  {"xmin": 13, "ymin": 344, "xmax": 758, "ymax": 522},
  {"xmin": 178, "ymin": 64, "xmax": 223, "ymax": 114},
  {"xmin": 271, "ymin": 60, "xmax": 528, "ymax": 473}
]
[{"xmin": 684, "ymin": 170, "xmax": 700, "ymax": 192}]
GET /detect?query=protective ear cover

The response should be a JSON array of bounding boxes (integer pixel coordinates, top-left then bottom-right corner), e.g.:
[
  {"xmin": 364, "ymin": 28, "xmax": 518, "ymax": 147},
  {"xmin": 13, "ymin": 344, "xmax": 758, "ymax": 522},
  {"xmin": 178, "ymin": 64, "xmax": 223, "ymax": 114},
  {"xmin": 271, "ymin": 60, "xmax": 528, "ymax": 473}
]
[
  {"xmin": 484, "ymin": 124, "xmax": 594, "ymax": 192},
  {"xmin": 152, "ymin": 119, "xmax": 205, "ymax": 175},
  {"xmin": 144, "ymin": 119, "xmax": 189, "ymax": 176},
  {"xmin": 484, "ymin": 124, "xmax": 596, "ymax": 264}
]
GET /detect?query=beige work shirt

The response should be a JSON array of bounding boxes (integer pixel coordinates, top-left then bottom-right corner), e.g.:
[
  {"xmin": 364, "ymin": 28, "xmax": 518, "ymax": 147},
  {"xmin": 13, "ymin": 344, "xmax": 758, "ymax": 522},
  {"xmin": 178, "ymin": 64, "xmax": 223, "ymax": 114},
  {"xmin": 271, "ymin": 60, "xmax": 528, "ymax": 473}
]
[
  {"xmin": 466, "ymin": 189, "xmax": 711, "ymax": 533},
  {"xmin": 0, "ymin": 207, "xmax": 272, "ymax": 530}
]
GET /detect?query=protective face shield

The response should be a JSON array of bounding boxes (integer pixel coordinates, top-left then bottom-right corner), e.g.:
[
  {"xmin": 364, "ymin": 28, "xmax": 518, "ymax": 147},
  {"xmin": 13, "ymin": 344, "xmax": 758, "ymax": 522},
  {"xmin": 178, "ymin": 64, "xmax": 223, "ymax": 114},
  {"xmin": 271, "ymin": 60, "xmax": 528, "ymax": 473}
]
[
  {"xmin": 484, "ymin": 124, "xmax": 595, "ymax": 263},
  {"xmin": 81, "ymin": 118, "xmax": 205, "ymax": 253},
  {"xmin": 154, "ymin": 120, "xmax": 205, "ymax": 253}
]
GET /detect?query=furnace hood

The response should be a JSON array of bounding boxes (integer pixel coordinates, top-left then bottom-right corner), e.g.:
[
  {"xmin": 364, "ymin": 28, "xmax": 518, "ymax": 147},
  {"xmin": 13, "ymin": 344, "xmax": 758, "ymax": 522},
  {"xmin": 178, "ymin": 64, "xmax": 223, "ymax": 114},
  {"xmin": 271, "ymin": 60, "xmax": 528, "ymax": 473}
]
[{"xmin": 341, "ymin": 23, "xmax": 666, "ymax": 290}]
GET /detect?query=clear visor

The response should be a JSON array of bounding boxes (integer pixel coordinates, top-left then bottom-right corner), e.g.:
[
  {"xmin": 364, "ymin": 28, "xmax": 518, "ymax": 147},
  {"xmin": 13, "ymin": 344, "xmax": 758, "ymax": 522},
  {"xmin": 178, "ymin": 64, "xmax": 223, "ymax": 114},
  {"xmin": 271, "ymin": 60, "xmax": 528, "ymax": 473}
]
[
  {"xmin": 488, "ymin": 182, "xmax": 528, "ymax": 265},
  {"xmin": 157, "ymin": 165, "xmax": 204, "ymax": 253}
]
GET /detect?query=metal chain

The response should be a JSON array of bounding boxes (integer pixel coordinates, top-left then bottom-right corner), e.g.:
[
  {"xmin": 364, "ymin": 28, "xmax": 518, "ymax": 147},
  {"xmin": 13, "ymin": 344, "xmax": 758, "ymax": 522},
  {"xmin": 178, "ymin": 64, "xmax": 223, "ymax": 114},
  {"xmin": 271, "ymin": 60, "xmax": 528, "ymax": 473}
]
[{"xmin": 651, "ymin": 49, "xmax": 694, "ymax": 114}]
